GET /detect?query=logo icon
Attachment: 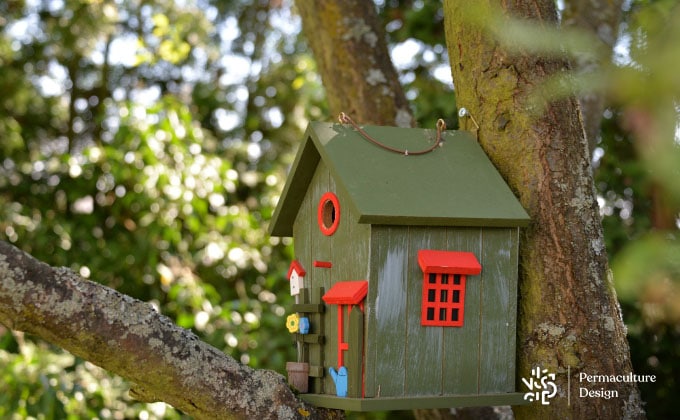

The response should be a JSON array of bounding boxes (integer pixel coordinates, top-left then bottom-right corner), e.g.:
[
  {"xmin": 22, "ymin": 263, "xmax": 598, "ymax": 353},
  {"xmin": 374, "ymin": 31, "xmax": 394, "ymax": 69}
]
[{"xmin": 522, "ymin": 367, "xmax": 557, "ymax": 405}]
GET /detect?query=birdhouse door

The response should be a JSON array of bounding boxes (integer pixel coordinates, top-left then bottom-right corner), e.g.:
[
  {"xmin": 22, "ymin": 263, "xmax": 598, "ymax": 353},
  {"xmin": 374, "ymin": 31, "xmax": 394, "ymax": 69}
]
[{"xmin": 322, "ymin": 280, "xmax": 368, "ymax": 398}]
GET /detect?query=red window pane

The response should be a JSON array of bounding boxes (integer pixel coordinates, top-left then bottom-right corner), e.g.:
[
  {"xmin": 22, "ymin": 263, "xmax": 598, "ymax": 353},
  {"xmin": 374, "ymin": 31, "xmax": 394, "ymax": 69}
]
[
  {"xmin": 428, "ymin": 289, "xmax": 436, "ymax": 302},
  {"xmin": 421, "ymin": 272, "xmax": 467, "ymax": 327},
  {"xmin": 427, "ymin": 307, "xmax": 435, "ymax": 321}
]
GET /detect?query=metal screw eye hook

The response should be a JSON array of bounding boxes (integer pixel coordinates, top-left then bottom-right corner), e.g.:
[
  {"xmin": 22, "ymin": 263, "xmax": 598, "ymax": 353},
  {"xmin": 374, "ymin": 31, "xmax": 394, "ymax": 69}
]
[{"xmin": 457, "ymin": 107, "xmax": 480, "ymax": 130}]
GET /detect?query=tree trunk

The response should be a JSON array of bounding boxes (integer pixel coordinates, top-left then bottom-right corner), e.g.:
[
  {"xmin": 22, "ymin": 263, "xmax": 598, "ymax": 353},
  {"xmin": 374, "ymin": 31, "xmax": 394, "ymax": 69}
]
[
  {"xmin": 0, "ymin": 241, "xmax": 339, "ymax": 420},
  {"xmin": 562, "ymin": 0, "xmax": 624, "ymax": 155},
  {"xmin": 443, "ymin": 2, "xmax": 645, "ymax": 419},
  {"xmin": 295, "ymin": 0, "xmax": 414, "ymax": 127}
]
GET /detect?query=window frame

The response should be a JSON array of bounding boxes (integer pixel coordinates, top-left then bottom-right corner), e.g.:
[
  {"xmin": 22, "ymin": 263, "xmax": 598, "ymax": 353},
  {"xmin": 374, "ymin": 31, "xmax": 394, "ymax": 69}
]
[
  {"xmin": 421, "ymin": 272, "xmax": 467, "ymax": 327},
  {"xmin": 417, "ymin": 250, "xmax": 482, "ymax": 328}
]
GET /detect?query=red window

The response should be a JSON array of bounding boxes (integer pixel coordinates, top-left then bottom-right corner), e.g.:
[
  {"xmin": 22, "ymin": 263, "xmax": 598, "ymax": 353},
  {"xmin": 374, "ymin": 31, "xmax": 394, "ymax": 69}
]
[{"xmin": 418, "ymin": 250, "xmax": 481, "ymax": 327}]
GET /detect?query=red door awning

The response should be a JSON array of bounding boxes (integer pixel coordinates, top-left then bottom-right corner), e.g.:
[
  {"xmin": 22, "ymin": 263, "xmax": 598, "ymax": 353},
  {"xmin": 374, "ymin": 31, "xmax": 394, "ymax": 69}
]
[{"xmin": 322, "ymin": 281, "xmax": 368, "ymax": 305}]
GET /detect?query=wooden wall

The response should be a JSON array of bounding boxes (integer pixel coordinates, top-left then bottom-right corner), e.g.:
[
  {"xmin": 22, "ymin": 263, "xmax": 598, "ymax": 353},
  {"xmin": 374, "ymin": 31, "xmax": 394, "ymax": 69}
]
[
  {"xmin": 292, "ymin": 160, "xmax": 370, "ymax": 395},
  {"xmin": 364, "ymin": 225, "xmax": 519, "ymax": 397},
  {"xmin": 292, "ymin": 160, "xmax": 519, "ymax": 398}
]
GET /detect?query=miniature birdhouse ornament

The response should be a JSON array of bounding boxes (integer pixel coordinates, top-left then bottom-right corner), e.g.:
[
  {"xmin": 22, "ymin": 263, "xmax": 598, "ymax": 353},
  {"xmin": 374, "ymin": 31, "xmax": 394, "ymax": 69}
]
[
  {"xmin": 270, "ymin": 118, "xmax": 530, "ymax": 411},
  {"xmin": 287, "ymin": 260, "xmax": 306, "ymax": 297}
]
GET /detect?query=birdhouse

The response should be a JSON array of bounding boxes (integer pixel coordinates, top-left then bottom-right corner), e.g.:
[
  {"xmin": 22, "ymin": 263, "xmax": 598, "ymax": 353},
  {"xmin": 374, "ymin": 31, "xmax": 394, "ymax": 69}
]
[
  {"xmin": 269, "ymin": 122, "xmax": 530, "ymax": 411},
  {"xmin": 288, "ymin": 260, "xmax": 306, "ymax": 297}
]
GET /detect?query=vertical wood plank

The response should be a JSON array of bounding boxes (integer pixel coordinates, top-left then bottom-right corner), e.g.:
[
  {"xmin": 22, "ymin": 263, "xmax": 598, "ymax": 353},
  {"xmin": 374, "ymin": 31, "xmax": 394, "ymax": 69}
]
[
  {"xmin": 405, "ymin": 227, "xmax": 446, "ymax": 396},
  {"xmin": 369, "ymin": 226, "xmax": 409, "ymax": 397},
  {"xmin": 330, "ymin": 183, "xmax": 371, "ymax": 281},
  {"xmin": 292, "ymin": 152, "xmax": 314, "ymax": 392},
  {"xmin": 503, "ymin": 228, "xmax": 519, "ymax": 390},
  {"xmin": 292, "ymin": 164, "xmax": 312, "ymax": 298},
  {"xmin": 479, "ymin": 228, "xmax": 517, "ymax": 393},
  {"xmin": 443, "ymin": 227, "xmax": 483, "ymax": 395},
  {"xmin": 308, "ymin": 161, "xmax": 335, "ymax": 393},
  {"xmin": 347, "ymin": 305, "xmax": 364, "ymax": 398},
  {"xmin": 299, "ymin": 287, "xmax": 310, "ymax": 363},
  {"xmin": 364, "ymin": 227, "xmax": 380, "ymax": 397},
  {"xmin": 308, "ymin": 287, "xmax": 325, "ymax": 393}
]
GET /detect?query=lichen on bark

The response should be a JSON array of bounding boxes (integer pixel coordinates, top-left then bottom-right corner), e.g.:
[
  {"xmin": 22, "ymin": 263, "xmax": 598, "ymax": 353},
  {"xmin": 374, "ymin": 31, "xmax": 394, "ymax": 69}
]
[
  {"xmin": 0, "ymin": 241, "xmax": 340, "ymax": 419},
  {"xmin": 295, "ymin": 0, "xmax": 414, "ymax": 127}
]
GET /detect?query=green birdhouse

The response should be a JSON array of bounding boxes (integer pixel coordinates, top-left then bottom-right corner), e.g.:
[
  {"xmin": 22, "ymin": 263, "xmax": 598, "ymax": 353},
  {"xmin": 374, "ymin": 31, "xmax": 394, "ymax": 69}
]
[{"xmin": 269, "ymin": 121, "xmax": 530, "ymax": 411}]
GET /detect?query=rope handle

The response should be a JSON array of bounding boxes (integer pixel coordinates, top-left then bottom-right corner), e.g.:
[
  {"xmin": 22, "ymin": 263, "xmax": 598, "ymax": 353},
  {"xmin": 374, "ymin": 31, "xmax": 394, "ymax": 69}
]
[{"xmin": 338, "ymin": 112, "xmax": 445, "ymax": 156}]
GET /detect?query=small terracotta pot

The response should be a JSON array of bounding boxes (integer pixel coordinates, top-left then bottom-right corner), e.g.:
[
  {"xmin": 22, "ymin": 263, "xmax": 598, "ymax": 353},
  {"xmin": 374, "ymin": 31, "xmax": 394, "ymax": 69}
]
[{"xmin": 286, "ymin": 361, "xmax": 310, "ymax": 393}]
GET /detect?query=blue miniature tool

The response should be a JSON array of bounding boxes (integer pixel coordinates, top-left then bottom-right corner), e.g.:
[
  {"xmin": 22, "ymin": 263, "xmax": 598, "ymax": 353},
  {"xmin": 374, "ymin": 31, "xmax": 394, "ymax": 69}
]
[{"xmin": 328, "ymin": 366, "xmax": 348, "ymax": 397}]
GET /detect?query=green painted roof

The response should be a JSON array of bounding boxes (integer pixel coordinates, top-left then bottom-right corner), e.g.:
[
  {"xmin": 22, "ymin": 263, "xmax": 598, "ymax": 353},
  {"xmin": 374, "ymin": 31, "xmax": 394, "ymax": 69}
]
[{"xmin": 269, "ymin": 122, "xmax": 529, "ymax": 237}]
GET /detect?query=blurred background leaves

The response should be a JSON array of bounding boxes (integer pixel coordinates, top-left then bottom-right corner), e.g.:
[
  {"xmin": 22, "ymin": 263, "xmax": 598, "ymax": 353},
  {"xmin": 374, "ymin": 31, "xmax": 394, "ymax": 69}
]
[{"xmin": 0, "ymin": 0, "xmax": 678, "ymax": 419}]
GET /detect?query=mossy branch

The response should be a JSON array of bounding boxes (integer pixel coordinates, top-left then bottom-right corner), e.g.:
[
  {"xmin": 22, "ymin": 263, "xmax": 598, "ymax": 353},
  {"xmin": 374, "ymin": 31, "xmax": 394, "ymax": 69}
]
[{"xmin": 0, "ymin": 241, "xmax": 340, "ymax": 420}]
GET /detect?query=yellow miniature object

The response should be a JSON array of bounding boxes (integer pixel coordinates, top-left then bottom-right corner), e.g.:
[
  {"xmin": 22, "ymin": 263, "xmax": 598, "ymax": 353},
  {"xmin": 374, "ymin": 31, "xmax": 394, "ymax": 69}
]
[{"xmin": 286, "ymin": 313, "xmax": 300, "ymax": 333}]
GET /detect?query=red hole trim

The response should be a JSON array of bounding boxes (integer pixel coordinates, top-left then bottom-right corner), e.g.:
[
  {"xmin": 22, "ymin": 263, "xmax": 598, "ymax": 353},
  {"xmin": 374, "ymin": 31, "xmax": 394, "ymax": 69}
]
[{"xmin": 317, "ymin": 192, "xmax": 340, "ymax": 236}]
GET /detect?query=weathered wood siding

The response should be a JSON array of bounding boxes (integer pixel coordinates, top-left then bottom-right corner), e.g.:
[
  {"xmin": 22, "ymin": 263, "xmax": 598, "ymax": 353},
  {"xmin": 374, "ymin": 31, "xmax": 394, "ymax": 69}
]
[
  {"xmin": 365, "ymin": 226, "xmax": 519, "ymax": 397},
  {"xmin": 292, "ymin": 161, "xmax": 370, "ymax": 394},
  {"xmin": 479, "ymin": 228, "xmax": 518, "ymax": 392},
  {"xmin": 365, "ymin": 226, "xmax": 409, "ymax": 397}
]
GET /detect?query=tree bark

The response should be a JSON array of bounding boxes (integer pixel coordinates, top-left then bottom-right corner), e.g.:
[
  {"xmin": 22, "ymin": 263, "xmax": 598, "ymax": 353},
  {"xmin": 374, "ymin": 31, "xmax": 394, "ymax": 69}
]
[
  {"xmin": 562, "ymin": 0, "xmax": 624, "ymax": 155},
  {"xmin": 0, "ymin": 241, "xmax": 339, "ymax": 420},
  {"xmin": 295, "ymin": 0, "xmax": 414, "ymax": 127},
  {"xmin": 443, "ymin": 2, "xmax": 645, "ymax": 419}
]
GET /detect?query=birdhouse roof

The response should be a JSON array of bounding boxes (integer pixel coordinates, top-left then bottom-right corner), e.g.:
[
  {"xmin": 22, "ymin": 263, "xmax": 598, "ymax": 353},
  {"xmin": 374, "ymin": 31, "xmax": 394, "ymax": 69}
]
[
  {"xmin": 287, "ymin": 260, "xmax": 306, "ymax": 279},
  {"xmin": 269, "ymin": 122, "xmax": 530, "ymax": 237}
]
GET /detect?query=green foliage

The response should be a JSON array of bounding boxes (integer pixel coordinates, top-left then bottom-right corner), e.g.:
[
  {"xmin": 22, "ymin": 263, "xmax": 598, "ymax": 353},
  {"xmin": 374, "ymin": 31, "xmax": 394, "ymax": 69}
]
[
  {"xmin": 0, "ymin": 0, "xmax": 326, "ymax": 416},
  {"xmin": 623, "ymin": 300, "xmax": 680, "ymax": 420},
  {"xmin": 595, "ymin": 109, "xmax": 653, "ymax": 255},
  {"xmin": 613, "ymin": 233, "xmax": 680, "ymax": 309},
  {"xmin": 378, "ymin": 0, "xmax": 458, "ymax": 129},
  {"xmin": 587, "ymin": 5, "xmax": 680, "ymax": 415},
  {"xmin": 0, "ymin": 332, "xmax": 178, "ymax": 419},
  {"xmin": 2, "ymin": 0, "xmax": 678, "ymax": 417}
]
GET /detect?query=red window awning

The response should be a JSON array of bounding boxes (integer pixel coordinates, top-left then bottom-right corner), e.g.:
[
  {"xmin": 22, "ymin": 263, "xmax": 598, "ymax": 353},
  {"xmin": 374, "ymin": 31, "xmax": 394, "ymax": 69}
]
[
  {"xmin": 322, "ymin": 281, "xmax": 368, "ymax": 305},
  {"xmin": 418, "ymin": 250, "xmax": 482, "ymax": 275}
]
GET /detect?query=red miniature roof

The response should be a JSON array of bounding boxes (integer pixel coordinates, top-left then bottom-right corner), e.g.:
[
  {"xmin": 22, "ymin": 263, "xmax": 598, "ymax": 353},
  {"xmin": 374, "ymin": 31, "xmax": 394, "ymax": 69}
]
[
  {"xmin": 418, "ymin": 250, "xmax": 482, "ymax": 275},
  {"xmin": 287, "ymin": 260, "xmax": 306, "ymax": 279},
  {"xmin": 322, "ymin": 281, "xmax": 368, "ymax": 305}
]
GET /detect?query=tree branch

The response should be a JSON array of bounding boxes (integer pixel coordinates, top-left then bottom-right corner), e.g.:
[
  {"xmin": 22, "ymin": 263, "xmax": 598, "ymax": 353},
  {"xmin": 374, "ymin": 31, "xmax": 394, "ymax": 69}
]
[
  {"xmin": 295, "ymin": 0, "xmax": 414, "ymax": 127},
  {"xmin": 0, "ymin": 241, "xmax": 339, "ymax": 420}
]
